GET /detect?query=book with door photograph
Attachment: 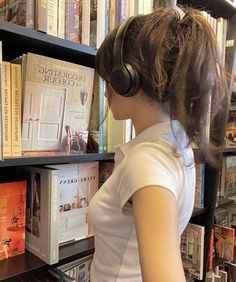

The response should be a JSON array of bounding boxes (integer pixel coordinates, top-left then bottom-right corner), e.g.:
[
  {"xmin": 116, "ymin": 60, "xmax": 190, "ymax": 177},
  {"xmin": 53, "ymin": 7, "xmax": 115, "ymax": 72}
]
[{"xmin": 21, "ymin": 52, "xmax": 94, "ymax": 156}]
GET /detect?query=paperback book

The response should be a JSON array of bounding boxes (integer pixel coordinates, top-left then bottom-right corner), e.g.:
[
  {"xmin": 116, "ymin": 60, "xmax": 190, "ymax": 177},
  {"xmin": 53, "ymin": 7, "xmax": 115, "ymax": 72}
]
[{"xmin": 21, "ymin": 52, "xmax": 94, "ymax": 156}]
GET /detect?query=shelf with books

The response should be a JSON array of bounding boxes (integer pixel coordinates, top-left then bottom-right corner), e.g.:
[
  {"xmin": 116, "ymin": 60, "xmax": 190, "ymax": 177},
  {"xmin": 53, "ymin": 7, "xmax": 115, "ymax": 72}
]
[
  {"xmin": 223, "ymin": 147, "xmax": 236, "ymax": 154},
  {"xmin": 0, "ymin": 153, "xmax": 114, "ymax": 167},
  {"xmin": 0, "ymin": 21, "xmax": 96, "ymax": 68},
  {"xmin": 179, "ymin": 0, "xmax": 236, "ymax": 18}
]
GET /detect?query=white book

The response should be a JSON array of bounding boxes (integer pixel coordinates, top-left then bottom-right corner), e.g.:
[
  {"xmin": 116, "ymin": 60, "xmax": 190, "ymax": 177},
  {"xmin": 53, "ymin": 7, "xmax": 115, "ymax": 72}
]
[
  {"xmin": 58, "ymin": 0, "xmax": 66, "ymax": 39},
  {"xmin": 81, "ymin": 0, "xmax": 91, "ymax": 45},
  {"xmin": 47, "ymin": 0, "xmax": 58, "ymax": 36},
  {"xmin": 17, "ymin": 166, "xmax": 60, "ymax": 264},
  {"xmin": 96, "ymin": 0, "xmax": 106, "ymax": 48},
  {"xmin": 46, "ymin": 162, "xmax": 99, "ymax": 244}
]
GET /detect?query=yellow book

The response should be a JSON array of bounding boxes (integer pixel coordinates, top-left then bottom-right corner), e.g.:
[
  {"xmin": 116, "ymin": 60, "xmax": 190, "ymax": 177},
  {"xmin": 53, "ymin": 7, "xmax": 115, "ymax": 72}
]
[
  {"xmin": 2, "ymin": 62, "xmax": 11, "ymax": 157},
  {"xmin": 11, "ymin": 63, "xmax": 22, "ymax": 157}
]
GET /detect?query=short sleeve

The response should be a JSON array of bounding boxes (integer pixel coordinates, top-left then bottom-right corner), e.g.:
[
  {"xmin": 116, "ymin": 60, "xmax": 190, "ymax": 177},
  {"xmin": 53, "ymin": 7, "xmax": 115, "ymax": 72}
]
[{"xmin": 118, "ymin": 143, "xmax": 182, "ymax": 211}]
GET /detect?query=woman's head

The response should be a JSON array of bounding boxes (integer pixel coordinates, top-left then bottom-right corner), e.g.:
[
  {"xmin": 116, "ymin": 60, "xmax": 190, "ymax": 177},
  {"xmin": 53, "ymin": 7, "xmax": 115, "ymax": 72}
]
[{"xmin": 95, "ymin": 6, "xmax": 229, "ymax": 163}]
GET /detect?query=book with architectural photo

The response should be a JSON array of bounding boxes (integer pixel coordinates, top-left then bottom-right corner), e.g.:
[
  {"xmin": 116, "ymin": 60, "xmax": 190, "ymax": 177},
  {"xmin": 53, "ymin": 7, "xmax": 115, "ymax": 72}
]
[
  {"xmin": 180, "ymin": 223, "xmax": 205, "ymax": 280},
  {"xmin": 225, "ymin": 102, "xmax": 236, "ymax": 148},
  {"xmin": 21, "ymin": 52, "xmax": 94, "ymax": 156},
  {"xmin": 214, "ymin": 224, "xmax": 235, "ymax": 261},
  {"xmin": 16, "ymin": 166, "xmax": 60, "ymax": 264},
  {"xmin": 46, "ymin": 162, "xmax": 99, "ymax": 244},
  {"xmin": 0, "ymin": 180, "xmax": 26, "ymax": 260}
]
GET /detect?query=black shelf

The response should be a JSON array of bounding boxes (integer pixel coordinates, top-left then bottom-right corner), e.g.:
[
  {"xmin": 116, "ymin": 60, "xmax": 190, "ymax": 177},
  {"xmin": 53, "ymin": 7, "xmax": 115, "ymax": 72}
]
[
  {"xmin": 0, "ymin": 21, "xmax": 96, "ymax": 67},
  {"xmin": 0, "ymin": 251, "xmax": 46, "ymax": 282},
  {"xmin": 0, "ymin": 153, "xmax": 114, "ymax": 167},
  {"xmin": 0, "ymin": 237, "xmax": 95, "ymax": 282},
  {"xmin": 192, "ymin": 207, "xmax": 207, "ymax": 217},
  {"xmin": 178, "ymin": 0, "xmax": 236, "ymax": 18}
]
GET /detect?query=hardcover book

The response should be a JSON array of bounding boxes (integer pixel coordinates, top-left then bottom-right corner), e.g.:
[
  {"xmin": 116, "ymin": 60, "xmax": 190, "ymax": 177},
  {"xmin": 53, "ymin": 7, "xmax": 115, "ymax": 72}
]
[
  {"xmin": 180, "ymin": 223, "xmax": 205, "ymax": 280},
  {"xmin": 46, "ymin": 162, "xmax": 99, "ymax": 244},
  {"xmin": 16, "ymin": 166, "xmax": 60, "ymax": 264},
  {"xmin": 65, "ymin": 0, "xmax": 80, "ymax": 43},
  {"xmin": 0, "ymin": 180, "xmax": 26, "ymax": 260},
  {"xmin": 226, "ymin": 102, "xmax": 236, "ymax": 148},
  {"xmin": 220, "ymin": 156, "xmax": 236, "ymax": 197},
  {"xmin": 21, "ymin": 53, "xmax": 94, "ymax": 156}
]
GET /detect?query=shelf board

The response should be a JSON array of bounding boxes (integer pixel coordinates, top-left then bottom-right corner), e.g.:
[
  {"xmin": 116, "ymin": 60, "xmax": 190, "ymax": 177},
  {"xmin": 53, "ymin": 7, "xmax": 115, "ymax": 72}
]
[
  {"xmin": 0, "ymin": 237, "xmax": 95, "ymax": 282},
  {"xmin": 0, "ymin": 251, "xmax": 46, "ymax": 282},
  {"xmin": 178, "ymin": 0, "xmax": 236, "ymax": 18},
  {"xmin": 0, "ymin": 21, "xmax": 96, "ymax": 67},
  {"xmin": 0, "ymin": 153, "xmax": 114, "ymax": 167},
  {"xmin": 223, "ymin": 147, "xmax": 236, "ymax": 154}
]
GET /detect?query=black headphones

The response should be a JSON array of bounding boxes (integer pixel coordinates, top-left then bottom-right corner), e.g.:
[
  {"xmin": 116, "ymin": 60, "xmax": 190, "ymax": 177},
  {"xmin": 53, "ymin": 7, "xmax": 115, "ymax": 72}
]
[{"xmin": 110, "ymin": 15, "xmax": 143, "ymax": 97}]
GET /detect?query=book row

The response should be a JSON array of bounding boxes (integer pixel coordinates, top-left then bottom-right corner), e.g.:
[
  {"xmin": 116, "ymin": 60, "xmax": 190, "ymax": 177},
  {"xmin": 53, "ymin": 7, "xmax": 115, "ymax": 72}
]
[
  {"xmin": 0, "ymin": 1, "xmax": 229, "ymax": 51},
  {"xmin": 0, "ymin": 160, "xmax": 114, "ymax": 265}
]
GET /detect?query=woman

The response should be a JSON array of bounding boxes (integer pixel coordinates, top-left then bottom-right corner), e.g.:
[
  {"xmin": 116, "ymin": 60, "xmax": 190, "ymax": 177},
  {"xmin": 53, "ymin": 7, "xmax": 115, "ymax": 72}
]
[{"xmin": 88, "ymin": 6, "xmax": 228, "ymax": 281}]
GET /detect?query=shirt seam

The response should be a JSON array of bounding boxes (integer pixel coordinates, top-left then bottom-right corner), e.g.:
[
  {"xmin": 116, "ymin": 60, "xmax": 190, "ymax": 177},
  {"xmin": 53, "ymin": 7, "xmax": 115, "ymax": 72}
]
[{"xmin": 115, "ymin": 223, "xmax": 135, "ymax": 281}]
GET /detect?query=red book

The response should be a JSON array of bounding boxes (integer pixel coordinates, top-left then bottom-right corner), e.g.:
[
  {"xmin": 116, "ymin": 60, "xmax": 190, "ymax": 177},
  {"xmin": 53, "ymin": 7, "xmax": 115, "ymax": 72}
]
[{"xmin": 0, "ymin": 180, "xmax": 26, "ymax": 260}]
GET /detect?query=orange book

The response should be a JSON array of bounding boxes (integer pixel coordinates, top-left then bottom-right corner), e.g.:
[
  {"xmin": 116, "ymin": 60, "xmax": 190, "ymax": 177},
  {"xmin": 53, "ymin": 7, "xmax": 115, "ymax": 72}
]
[{"xmin": 0, "ymin": 180, "xmax": 26, "ymax": 260}]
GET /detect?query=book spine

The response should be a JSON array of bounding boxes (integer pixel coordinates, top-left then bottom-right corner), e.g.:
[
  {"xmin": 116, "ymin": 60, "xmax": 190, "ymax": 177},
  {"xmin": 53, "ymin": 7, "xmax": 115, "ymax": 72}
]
[
  {"xmin": 57, "ymin": 0, "xmax": 66, "ymax": 39},
  {"xmin": 96, "ymin": 0, "xmax": 105, "ymax": 48},
  {"xmin": 26, "ymin": 0, "xmax": 35, "ymax": 29},
  {"xmin": 11, "ymin": 63, "xmax": 22, "ymax": 157},
  {"xmin": 90, "ymin": 0, "xmax": 97, "ymax": 47},
  {"xmin": 2, "ymin": 62, "xmax": 12, "ymax": 157},
  {"xmin": 47, "ymin": 0, "xmax": 58, "ymax": 36},
  {"xmin": 0, "ymin": 41, "xmax": 3, "ymax": 161},
  {"xmin": 81, "ymin": 0, "xmax": 90, "ymax": 45},
  {"xmin": 98, "ymin": 78, "xmax": 107, "ymax": 153},
  {"xmin": 36, "ymin": 0, "xmax": 48, "ymax": 33},
  {"xmin": 65, "ymin": 0, "xmax": 80, "ymax": 43},
  {"xmin": 49, "ymin": 173, "xmax": 59, "ymax": 264},
  {"xmin": 0, "ymin": 0, "xmax": 7, "ymax": 21}
]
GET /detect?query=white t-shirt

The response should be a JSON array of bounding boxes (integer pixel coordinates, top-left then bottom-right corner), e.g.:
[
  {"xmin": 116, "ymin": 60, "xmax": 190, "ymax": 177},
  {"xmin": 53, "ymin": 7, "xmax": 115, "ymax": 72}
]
[{"xmin": 88, "ymin": 120, "xmax": 195, "ymax": 281}]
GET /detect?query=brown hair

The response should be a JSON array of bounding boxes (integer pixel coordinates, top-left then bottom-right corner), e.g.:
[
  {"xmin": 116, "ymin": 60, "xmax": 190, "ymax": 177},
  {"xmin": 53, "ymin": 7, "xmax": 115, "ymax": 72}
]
[{"xmin": 95, "ymin": 6, "xmax": 229, "ymax": 166}]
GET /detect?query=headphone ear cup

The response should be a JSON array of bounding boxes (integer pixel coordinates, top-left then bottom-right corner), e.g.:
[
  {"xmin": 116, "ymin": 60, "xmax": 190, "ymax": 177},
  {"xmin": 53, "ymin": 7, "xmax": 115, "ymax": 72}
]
[
  {"xmin": 110, "ymin": 66, "xmax": 131, "ymax": 95},
  {"xmin": 123, "ymin": 63, "xmax": 141, "ymax": 97}
]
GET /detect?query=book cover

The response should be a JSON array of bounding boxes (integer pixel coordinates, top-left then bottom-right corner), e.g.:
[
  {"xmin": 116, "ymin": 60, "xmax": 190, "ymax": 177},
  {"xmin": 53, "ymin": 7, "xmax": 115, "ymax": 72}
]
[
  {"xmin": 65, "ymin": 0, "xmax": 80, "ymax": 43},
  {"xmin": 46, "ymin": 162, "xmax": 99, "ymax": 244},
  {"xmin": 22, "ymin": 53, "xmax": 94, "ymax": 156},
  {"xmin": 35, "ymin": 0, "xmax": 47, "ymax": 33},
  {"xmin": 17, "ymin": 166, "xmax": 59, "ymax": 264},
  {"xmin": 194, "ymin": 163, "xmax": 205, "ymax": 208},
  {"xmin": 222, "ymin": 156, "xmax": 236, "ymax": 196},
  {"xmin": 57, "ymin": 0, "xmax": 66, "ymax": 39},
  {"xmin": 81, "ymin": 0, "xmax": 90, "ymax": 46},
  {"xmin": 0, "ymin": 180, "xmax": 26, "ymax": 260},
  {"xmin": 180, "ymin": 223, "xmax": 205, "ymax": 280},
  {"xmin": 6, "ymin": 0, "xmax": 35, "ymax": 29},
  {"xmin": 214, "ymin": 224, "xmax": 235, "ymax": 261},
  {"xmin": 47, "ymin": 0, "xmax": 57, "ymax": 36},
  {"xmin": 2, "ymin": 61, "xmax": 12, "ymax": 157}
]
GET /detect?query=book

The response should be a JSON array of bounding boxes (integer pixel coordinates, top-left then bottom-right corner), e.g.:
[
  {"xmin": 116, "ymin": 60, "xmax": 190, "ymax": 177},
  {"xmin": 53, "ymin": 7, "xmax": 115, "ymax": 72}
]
[
  {"xmin": 11, "ymin": 63, "xmax": 22, "ymax": 157},
  {"xmin": 46, "ymin": 162, "xmax": 99, "ymax": 244},
  {"xmin": 57, "ymin": 254, "xmax": 93, "ymax": 282},
  {"xmin": 90, "ymin": 0, "xmax": 97, "ymax": 48},
  {"xmin": 220, "ymin": 156, "xmax": 236, "ymax": 197},
  {"xmin": 99, "ymin": 161, "xmax": 114, "ymax": 187},
  {"xmin": 65, "ymin": 0, "xmax": 80, "ymax": 43},
  {"xmin": 214, "ymin": 224, "xmax": 235, "ymax": 261},
  {"xmin": 16, "ymin": 166, "xmax": 59, "ymax": 264},
  {"xmin": 6, "ymin": 0, "xmax": 35, "ymax": 29},
  {"xmin": 225, "ymin": 102, "xmax": 236, "ymax": 148},
  {"xmin": 0, "ymin": 180, "xmax": 26, "ymax": 260},
  {"xmin": 21, "ymin": 53, "xmax": 94, "ymax": 155},
  {"xmin": 180, "ymin": 223, "xmax": 205, "ymax": 280},
  {"xmin": 194, "ymin": 163, "xmax": 205, "ymax": 208},
  {"xmin": 2, "ymin": 61, "xmax": 12, "ymax": 157},
  {"xmin": 57, "ymin": 0, "xmax": 66, "ymax": 39}
]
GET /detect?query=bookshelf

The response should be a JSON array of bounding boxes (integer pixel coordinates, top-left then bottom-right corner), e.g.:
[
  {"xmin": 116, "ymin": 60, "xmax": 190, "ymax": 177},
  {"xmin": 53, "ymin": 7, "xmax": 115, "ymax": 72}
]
[{"xmin": 0, "ymin": 0, "xmax": 235, "ymax": 281}]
